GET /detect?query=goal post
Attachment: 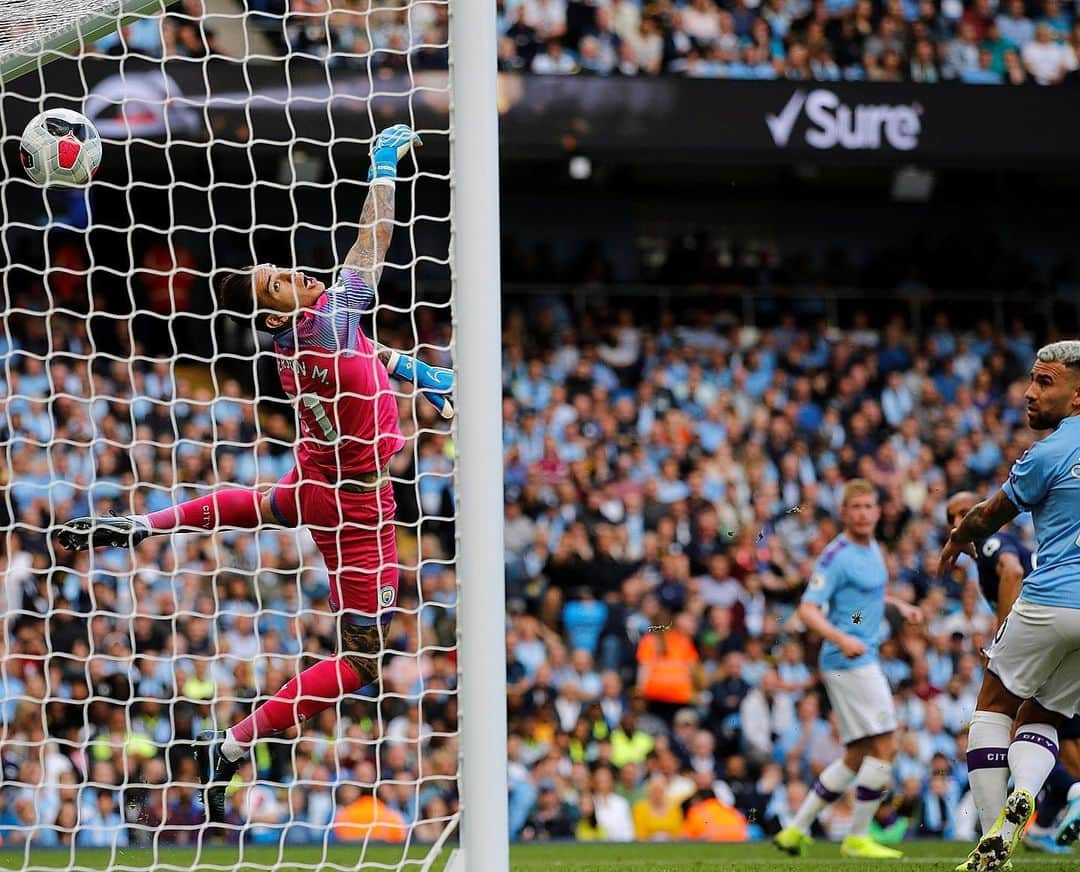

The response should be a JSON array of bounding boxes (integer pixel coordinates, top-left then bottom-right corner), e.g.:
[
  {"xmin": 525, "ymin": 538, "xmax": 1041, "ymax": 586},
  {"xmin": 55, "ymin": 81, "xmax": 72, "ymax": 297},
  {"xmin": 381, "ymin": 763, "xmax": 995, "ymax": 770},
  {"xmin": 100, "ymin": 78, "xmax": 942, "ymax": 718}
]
[
  {"xmin": 0, "ymin": 0, "xmax": 507, "ymax": 868},
  {"xmin": 448, "ymin": 0, "xmax": 510, "ymax": 864}
]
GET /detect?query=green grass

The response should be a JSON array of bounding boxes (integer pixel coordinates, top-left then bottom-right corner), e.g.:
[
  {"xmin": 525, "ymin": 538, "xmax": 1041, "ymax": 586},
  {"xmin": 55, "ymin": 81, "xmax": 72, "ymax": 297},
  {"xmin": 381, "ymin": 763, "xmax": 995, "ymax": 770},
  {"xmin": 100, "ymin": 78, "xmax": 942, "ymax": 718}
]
[
  {"xmin": 0, "ymin": 842, "xmax": 1075, "ymax": 872},
  {"xmin": 2, "ymin": 840, "xmax": 1078, "ymax": 872}
]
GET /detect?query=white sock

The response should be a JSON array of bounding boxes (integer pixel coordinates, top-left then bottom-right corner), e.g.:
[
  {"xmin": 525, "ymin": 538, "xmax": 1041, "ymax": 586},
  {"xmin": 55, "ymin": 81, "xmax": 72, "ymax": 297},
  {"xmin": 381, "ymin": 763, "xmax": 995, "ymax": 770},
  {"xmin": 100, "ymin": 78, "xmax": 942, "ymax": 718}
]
[
  {"xmin": 849, "ymin": 756, "xmax": 892, "ymax": 836},
  {"xmin": 221, "ymin": 729, "xmax": 246, "ymax": 762},
  {"xmin": 791, "ymin": 758, "xmax": 856, "ymax": 834},
  {"xmin": 1009, "ymin": 723, "xmax": 1059, "ymax": 798},
  {"xmin": 1068, "ymin": 782, "xmax": 1080, "ymax": 803},
  {"xmin": 967, "ymin": 710, "xmax": 1013, "ymax": 834}
]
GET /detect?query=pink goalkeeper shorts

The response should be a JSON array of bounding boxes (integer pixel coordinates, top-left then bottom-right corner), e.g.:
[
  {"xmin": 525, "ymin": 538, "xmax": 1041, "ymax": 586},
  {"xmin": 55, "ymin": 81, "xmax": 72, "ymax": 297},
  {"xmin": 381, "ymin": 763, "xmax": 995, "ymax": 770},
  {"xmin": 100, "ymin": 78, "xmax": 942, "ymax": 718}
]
[{"xmin": 270, "ymin": 466, "xmax": 399, "ymax": 624}]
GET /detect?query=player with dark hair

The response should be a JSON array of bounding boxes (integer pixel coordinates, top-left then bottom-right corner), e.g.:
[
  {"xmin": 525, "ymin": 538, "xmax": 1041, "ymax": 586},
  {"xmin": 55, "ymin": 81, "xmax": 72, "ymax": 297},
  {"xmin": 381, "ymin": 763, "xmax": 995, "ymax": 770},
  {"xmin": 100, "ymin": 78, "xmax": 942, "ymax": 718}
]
[
  {"xmin": 941, "ymin": 340, "xmax": 1080, "ymax": 871},
  {"xmin": 945, "ymin": 492, "xmax": 1078, "ymax": 855},
  {"xmin": 53, "ymin": 124, "xmax": 449, "ymax": 824}
]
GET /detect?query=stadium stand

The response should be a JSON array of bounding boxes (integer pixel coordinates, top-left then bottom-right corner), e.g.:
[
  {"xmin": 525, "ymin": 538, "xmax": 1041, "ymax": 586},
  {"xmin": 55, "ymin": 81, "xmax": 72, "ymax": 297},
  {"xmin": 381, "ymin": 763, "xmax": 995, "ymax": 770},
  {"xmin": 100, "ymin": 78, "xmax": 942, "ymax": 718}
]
[{"xmin": 99, "ymin": 0, "xmax": 1080, "ymax": 85}]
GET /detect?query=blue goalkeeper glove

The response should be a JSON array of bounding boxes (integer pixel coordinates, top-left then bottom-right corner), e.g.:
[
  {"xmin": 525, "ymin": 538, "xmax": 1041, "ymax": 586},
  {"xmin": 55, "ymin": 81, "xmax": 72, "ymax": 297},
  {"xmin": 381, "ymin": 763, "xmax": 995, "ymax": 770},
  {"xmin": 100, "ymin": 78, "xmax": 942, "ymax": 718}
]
[
  {"xmin": 367, "ymin": 124, "xmax": 422, "ymax": 182},
  {"xmin": 386, "ymin": 350, "xmax": 454, "ymax": 419}
]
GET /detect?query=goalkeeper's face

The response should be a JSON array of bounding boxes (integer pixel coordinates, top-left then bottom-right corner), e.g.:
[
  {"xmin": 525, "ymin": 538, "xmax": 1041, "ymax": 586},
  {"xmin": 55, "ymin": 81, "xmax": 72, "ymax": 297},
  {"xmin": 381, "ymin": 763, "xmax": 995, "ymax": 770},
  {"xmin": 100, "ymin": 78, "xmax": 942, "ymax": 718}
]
[{"xmin": 254, "ymin": 264, "xmax": 326, "ymax": 326}]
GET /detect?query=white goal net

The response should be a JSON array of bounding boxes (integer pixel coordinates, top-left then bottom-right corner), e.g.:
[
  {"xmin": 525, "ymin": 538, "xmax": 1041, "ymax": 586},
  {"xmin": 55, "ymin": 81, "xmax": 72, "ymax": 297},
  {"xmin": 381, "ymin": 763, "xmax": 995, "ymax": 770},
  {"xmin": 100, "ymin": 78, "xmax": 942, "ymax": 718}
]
[{"xmin": 0, "ymin": 0, "xmax": 494, "ymax": 868}]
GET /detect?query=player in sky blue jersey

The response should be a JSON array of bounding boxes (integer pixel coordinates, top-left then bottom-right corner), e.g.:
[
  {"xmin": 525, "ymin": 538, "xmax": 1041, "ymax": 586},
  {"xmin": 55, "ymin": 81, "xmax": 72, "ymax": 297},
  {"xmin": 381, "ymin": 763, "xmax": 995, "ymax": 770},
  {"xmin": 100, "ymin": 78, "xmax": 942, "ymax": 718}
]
[
  {"xmin": 940, "ymin": 341, "xmax": 1080, "ymax": 872},
  {"xmin": 946, "ymin": 492, "xmax": 1078, "ymax": 856},
  {"xmin": 774, "ymin": 479, "xmax": 923, "ymax": 861}
]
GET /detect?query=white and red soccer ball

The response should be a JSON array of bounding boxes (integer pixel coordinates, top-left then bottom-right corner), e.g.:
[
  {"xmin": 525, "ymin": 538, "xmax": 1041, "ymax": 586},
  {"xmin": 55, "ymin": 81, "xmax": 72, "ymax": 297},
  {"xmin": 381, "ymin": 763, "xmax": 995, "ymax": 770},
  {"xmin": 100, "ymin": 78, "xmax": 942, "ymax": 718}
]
[{"xmin": 19, "ymin": 108, "xmax": 102, "ymax": 187}]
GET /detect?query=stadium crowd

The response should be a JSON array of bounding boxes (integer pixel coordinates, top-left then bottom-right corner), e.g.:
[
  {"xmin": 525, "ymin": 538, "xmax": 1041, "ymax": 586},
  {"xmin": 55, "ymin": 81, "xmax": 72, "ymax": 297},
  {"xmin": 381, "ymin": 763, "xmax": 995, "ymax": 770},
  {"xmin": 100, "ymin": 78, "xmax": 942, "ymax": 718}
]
[
  {"xmin": 0, "ymin": 266, "xmax": 1059, "ymax": 847},
  {"xmin": 98, "ymin": 0, "xmax": 1080, "ymax": 85}
]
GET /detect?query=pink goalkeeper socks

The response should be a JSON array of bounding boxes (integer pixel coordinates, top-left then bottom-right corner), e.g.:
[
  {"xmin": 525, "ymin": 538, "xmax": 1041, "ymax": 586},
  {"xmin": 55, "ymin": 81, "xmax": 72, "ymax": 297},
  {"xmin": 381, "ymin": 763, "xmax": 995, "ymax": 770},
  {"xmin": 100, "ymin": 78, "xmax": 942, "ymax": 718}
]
[
  {"xmin": 144, "ymin": 488, "xmax": 262, "ymax": 532},
  {"xmin": 228, "ymin": 657, "xmax": 363, "ymax": 747}
]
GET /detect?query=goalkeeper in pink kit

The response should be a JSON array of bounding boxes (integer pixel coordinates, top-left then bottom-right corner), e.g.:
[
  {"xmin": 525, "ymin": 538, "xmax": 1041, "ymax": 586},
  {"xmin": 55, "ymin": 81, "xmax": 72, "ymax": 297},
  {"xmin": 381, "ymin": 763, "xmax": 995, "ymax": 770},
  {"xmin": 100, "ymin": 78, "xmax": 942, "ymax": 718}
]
[{"xmin": 54, "ymin": 125, "xmax": 450, "ymax": 824}]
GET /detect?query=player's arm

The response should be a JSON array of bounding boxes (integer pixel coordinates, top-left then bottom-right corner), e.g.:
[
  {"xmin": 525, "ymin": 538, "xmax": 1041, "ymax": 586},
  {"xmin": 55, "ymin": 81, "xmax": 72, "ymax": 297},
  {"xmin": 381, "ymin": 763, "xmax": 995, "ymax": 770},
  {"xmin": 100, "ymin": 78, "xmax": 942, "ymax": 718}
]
[
  {"xmin": 938, "ymin": 490, "xmax": 1019, "ymax": 575},
  {"xmin": 994, "ymin": 551, "xmax": 1024, "ymax": 623},
  {"xmin": 343, "ymin": 181, "xmax": 395, "ymax": 292},
  {"xmin": 342, "ymin": 124, "xmax": 421, "ymax": 291},
  {"xmin": 797, "ymin": 600, "xmax": 866, "ymax": 659}
]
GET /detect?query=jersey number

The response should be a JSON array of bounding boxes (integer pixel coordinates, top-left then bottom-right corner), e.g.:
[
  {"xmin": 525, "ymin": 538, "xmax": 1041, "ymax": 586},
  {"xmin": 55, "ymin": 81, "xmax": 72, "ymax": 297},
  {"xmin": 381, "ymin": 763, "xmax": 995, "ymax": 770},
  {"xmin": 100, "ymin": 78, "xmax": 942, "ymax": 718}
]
[{"xmin": 298, "ymin": 394, "xmax": 339, "ymax": 441}]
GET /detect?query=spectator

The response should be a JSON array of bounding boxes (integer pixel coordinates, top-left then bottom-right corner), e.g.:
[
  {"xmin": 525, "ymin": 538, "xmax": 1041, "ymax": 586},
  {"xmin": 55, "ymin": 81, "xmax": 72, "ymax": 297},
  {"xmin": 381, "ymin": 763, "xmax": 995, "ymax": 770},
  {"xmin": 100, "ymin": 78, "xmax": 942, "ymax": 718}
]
[
  {"xmin": 334, "ymin": 784, "xmax": 408, "ymax": 843},
  {"xmin": 591, "ymin": 766, "xmax": 634, "ymax": 841},
  {"xmin": 682, "ymin": 778, "xmax": 750, "ymax": 841},
  {"xmin": 631, "ymin": 18, "xmax": 665, "ymax": 74},
  {"xmin": 682, "ymin": 0, "xmax": 722, "ymax": 47},
  {"xmin": 632, "ymin": 774, "xmax": 684, "ymax": 840},
  {"xmin": 76, "ymin": 791, "xmax": 128, "ymax": 848},
  {"xmin": 574, "ymin": 793, "xmax": 607, "ymax": 840},
  {"xmin": 1039, "ymin": 0, "xmax": 1072, "ymax": 40},
  {"xmin": 636, "ymin": 613, "xmax": 703, "ymax": 719},
  {"xmin": 945, "ymin": 21, "xmax": 982, "ymax": 77},
  {"xmin": 531, "ymin": 36, "xmax": 579, "ymax": 73},
  {"xmin": 611, "ymin": 712, "xmax": 655, "ymax": 767},
  {"xmin": 522, "ymin": 781, "xmax": 578, "ymax": 840},
  {"xmin": 997, "ymin": 0, "xmax": 1035, "ymax": 48},
  {"xmin": 1023, "ymin": 22, "xmax": 1072, "ymax": 82},
  {"xmin": 961, "ymin": 48, "xmax": 1005, "ymax": 82}
]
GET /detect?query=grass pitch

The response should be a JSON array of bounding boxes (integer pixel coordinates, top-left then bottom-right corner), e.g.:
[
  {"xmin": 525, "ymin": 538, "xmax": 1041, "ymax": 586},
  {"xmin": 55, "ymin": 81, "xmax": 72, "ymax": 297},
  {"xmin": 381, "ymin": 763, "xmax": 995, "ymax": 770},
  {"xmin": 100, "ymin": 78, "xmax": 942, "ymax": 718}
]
[{"xmin": 3, "ymin": 840, "xmax": 1078, "ymax": 871}]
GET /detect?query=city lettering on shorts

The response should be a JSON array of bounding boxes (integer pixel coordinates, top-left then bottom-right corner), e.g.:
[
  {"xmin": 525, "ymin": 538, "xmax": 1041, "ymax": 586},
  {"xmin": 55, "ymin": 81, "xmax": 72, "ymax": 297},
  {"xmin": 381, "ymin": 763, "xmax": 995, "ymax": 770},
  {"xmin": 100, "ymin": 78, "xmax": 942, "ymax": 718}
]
[{"xmin": 766, "ymin": 89, "xmax": 921, "ymax": 152}]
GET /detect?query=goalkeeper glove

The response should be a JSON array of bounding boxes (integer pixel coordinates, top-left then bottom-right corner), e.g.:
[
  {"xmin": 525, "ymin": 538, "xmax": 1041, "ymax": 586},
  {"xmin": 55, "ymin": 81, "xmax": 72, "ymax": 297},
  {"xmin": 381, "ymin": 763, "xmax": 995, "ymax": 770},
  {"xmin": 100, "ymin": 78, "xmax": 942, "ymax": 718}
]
[
  {"xmin": 368, "ymin": 124, "xmax": 422, "ymax": 182},
  {"xmin": 385, "ymin": 350, "xmax": 454, "ymax": 419}
]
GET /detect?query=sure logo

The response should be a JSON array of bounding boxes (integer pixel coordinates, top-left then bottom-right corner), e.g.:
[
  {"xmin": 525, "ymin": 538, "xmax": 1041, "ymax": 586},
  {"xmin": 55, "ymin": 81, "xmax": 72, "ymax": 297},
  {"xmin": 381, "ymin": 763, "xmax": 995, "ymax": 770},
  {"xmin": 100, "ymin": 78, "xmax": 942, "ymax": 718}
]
[{"xmin": 766, "ymin": 89, "xmax": 922, "ymax": 151}]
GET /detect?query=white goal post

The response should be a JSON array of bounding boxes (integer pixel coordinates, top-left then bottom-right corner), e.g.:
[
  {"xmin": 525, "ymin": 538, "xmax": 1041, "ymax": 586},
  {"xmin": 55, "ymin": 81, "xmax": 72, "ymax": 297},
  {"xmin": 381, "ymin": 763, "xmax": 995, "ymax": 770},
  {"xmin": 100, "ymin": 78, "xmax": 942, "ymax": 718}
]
[
  {"xmin": 0, "ymin": 0, "xmax": 506, "ymax": 869},
  {"xmin": 448, "ymin": 0, "xmax": 509, "ymax": 864}
]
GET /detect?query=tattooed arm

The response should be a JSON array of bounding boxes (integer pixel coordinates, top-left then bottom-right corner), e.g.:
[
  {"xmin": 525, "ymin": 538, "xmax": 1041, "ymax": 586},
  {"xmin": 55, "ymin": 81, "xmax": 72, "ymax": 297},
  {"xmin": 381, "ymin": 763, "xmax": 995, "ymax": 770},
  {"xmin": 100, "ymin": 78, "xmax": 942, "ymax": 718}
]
[
  {"xmin": 937, "ymin": 489, "xmax": 1020, "ymax": 575},
  {"xmin": 343, "ymin": 181, "xmax": 396, "ymax": 292}
]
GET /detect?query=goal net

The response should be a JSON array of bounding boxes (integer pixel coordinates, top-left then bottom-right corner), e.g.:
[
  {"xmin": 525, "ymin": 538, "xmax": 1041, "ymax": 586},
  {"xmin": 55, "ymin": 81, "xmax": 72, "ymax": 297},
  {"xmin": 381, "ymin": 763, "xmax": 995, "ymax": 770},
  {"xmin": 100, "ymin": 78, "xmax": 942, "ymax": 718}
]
[{"xmin": 0, "ymin": 0, "xmax": 501, "ymax": 868}]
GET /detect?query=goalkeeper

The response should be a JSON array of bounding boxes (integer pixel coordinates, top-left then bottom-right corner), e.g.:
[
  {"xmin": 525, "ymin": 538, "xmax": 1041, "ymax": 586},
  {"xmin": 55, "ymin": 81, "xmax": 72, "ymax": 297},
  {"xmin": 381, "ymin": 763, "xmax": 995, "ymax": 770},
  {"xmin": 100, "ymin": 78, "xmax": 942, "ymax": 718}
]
[{"xmin": 54, "ymin": 124, "xmax": 448, "ymax": 824}]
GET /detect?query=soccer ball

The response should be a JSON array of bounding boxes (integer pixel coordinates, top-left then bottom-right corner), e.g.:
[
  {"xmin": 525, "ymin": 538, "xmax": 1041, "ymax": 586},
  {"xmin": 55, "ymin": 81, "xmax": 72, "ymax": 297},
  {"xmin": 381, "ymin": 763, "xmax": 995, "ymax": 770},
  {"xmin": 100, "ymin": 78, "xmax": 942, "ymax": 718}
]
[{"xmin": 19, "ymin": 109, "xmax": 102, "ymax": 187}]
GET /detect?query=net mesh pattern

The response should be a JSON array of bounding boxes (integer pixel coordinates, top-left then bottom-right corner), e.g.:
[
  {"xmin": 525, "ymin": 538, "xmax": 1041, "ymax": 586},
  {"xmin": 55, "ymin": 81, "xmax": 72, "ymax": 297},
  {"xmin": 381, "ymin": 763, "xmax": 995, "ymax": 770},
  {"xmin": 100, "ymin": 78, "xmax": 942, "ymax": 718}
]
[{"xmin": 0, "ymin": 1, "xmax": 458, "ymax": 868}]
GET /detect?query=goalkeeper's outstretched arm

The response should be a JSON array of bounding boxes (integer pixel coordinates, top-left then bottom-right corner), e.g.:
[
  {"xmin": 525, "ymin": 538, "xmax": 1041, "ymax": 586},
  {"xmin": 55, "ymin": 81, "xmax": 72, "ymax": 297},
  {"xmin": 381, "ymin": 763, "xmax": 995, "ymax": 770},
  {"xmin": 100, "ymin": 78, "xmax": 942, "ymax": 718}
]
[
  {"xmin": 344, "ymin": 180, "xmax": 395, "ymax": 292},
  {"xmin": 343, "ymin": 124, "xmax": 422, "ymax": 292}
]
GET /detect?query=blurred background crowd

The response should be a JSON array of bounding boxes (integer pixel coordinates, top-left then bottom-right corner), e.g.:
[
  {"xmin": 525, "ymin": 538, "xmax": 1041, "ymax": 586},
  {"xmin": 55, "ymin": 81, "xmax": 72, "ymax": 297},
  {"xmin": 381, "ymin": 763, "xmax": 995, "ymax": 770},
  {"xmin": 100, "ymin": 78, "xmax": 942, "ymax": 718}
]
[
  {"xmin": 98, "ymin": 0, "xmax": 1080, "ymax": 85},
  {"xmin": 0, "ymin": 271, "xmax": 1054, "ymax": 846}
]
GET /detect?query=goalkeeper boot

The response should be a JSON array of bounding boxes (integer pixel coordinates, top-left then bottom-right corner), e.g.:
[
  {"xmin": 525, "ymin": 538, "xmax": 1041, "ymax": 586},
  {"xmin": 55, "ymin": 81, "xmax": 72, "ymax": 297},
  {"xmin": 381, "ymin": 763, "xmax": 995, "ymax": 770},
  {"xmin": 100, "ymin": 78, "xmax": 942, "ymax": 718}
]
[
  {"xmin": 194, "ymin": 730, "xmax": 243, "ymax": 825},
  {"xmin": 54, "ymin": 515, "xmax": 151, "ymax": 551},
  {"xmin": 367, "ymin": 124, "xmax": 422, "ymax": 182},
  {"xmin": 840, "ymin": 834, "xmax": 904, "ymax": 859},
  {"xmin": 385, "ymin": 350, "xmax": 454, "ymax": 419},
  {"xmin": 772, "ymin": 826, "xmax": 813, "ymax": 856},
  {"xmin": 964, "ymin": 788, "xmax": 1036, "ymax": 872}
]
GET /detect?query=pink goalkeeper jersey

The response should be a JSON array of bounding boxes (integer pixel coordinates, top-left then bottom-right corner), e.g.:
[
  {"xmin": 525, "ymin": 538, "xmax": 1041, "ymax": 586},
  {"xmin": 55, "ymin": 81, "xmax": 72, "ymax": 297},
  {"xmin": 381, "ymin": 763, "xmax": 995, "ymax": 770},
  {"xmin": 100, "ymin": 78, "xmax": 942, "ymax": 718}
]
[{"xmin": 273, "ymin": 268, "xmax": 404, "ymax": 478}]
